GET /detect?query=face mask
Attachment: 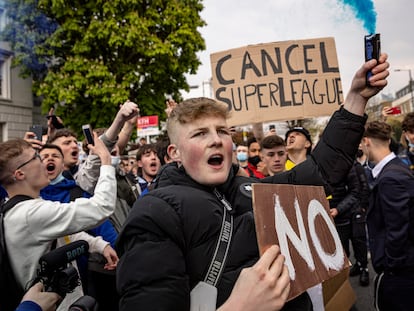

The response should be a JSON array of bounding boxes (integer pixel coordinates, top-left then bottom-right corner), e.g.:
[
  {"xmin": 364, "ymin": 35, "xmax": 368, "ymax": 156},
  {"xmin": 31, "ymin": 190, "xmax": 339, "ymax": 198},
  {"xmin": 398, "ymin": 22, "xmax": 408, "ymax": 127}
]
[
  {"xmin": 236, "ymin": 153, "xmax": 248, "ymax": 162},
  {"xmin": 409, "ymin": 143, "xmax": 414, "ymax": 149},
  {"xmin": 111, "ymin": 156, "xmax": 121, "ymax": 167},
  {"xmin": 248, "ymin": 155, "xmax": 261, "ymax": 167},
  {"xmin": 50, "ymin": 173, "xmax": 65, "ymax": 185}
]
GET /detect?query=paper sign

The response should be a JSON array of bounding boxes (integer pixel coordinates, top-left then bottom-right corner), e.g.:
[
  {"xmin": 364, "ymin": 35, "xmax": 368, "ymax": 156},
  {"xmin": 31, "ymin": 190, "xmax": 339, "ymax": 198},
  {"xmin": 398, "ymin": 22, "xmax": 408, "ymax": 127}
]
[
  {"xmin": 252, "ymin": 184, "xmax": 348, "ymax": 300},
  {"xmin": 137, "ymin": 115, "xmax": 159, "ymax": 136},
  {"xmin": 210, "ymin": 37, "xmax": 343, "ymax": 126}
]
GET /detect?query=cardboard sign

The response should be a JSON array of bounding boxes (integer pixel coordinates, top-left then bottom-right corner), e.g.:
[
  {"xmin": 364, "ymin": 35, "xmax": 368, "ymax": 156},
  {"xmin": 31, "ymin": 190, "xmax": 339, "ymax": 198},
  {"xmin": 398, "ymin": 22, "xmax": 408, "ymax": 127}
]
[
  {"xmin": 137, "ymin": 115, "xmax": 159, "ymax": 136},
  {"xmin": 252, "ymin": 184, "xmax": 349, "ymax": 300},
  {"xmin": 210, "ymin": 37, "xmax": 343, "ymax": 126}
]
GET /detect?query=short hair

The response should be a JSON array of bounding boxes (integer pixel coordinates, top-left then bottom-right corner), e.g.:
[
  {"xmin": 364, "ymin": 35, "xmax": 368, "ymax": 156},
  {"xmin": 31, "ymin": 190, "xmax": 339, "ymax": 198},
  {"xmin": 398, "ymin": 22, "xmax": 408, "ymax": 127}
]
[
  {"xmin": 0, "ymin": 139, "xmax": 32, "ymax": 185},
  {"xmin": 261, "ymin": 135, "xmax": 286, "ymax": 150},
  {"xmin": 40, "ymin": 144, "xmax": 64, "ymax": 157},
  {"xmin": 364, "ymin": 121, "xmax": 392, "ymax": 141},
  {"xmin": 166, "ymin": 97, "xmax": 230, "ymax": 144},
  {"xmin": 402, "ymin": 112, "xmax": 414, "ymax": 132},
  {"xmin": 247, "ymin": 137, "xmax": 258, "ymax": 149},
  {"xmin": 48, "ymin": 128, "xmax": 77, "ymax": 144},
  {"xmin": 155, "ymin": 135, "xmax": 170, "ymax": 166},
  {"xmin": 136, "ymin": 143, "xmax": 158, "ymax": 161}
]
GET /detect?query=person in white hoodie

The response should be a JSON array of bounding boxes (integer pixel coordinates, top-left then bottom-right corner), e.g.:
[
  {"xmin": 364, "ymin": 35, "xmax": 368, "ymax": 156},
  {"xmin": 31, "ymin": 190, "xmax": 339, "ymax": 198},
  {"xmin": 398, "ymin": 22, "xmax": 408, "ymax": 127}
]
[
  {"xmin": 39, "ymin": 143, "xmax": 119, "ymax": 310},
  {"xmin": 0, "ymin": 135, "xmax": 115, "ymax": 311}
]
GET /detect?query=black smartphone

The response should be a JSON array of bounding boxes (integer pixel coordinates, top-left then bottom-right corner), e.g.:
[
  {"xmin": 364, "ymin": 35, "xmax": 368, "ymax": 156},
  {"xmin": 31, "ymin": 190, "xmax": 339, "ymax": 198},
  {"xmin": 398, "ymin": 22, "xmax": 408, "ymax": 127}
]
[
  {"xmin": 46, "ymin": 115, "xmax": 64, "ymax": 129},
  {"xmin": 364, "ymin": 33, "xmax": 381, "ymax": 86},
  {"xmin": 82, "ymin": 124, "xmax": 94, "ymax": 145},
  {"xmin": 269, "ymin": 124, "xmax": 276, "ymax": 131},
  {"xmin": 29, "ymin": 125, "xmax": 43, "ymax": 140}
]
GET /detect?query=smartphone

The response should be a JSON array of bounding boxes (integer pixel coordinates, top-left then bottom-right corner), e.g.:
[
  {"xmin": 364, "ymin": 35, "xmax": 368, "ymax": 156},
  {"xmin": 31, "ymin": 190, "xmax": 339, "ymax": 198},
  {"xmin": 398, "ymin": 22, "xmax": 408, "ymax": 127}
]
[
  {"xmin": 269, "ymin": 124, "xmax": 276, "ymax": 131},
  {"xmin": 82, "ymin": 124, "xmax": 94, "ymax": 145},
  {"xmin": 29, "ymin": 125, "xmax": 43, "ymax": 140},
  {"xmin": 364, "ymin": 33, "xmax": 381, "ymax": 86},
  {"xmin": 46, "ymin": 115, "xmax": 64, "ymax": 129},
  {"xmin": 390, "ymin": 106, "xmax": 401, "ymax": 115}
]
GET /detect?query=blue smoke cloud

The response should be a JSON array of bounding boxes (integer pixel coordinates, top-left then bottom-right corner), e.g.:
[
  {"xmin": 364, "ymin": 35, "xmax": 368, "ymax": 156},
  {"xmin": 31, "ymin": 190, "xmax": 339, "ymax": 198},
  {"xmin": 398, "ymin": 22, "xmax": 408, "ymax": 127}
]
[{"xmin": 341, "ymin": 0, "xmax": 377, "ymax": 34}]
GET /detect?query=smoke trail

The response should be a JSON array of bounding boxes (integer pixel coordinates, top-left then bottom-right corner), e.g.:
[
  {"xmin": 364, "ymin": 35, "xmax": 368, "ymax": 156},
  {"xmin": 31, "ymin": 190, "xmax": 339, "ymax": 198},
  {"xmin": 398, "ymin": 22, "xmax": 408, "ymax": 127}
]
[{"xmin": 341, "ymin": 0, "xmax": 377, "ymax": 34}]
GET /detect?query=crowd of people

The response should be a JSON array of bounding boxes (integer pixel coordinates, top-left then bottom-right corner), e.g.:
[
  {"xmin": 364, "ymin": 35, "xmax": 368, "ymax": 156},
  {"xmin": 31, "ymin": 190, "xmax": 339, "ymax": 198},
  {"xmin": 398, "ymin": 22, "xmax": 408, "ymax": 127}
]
[{"xmin": 1, "ymin": 51, "xmax": 412, "ymax": 311}]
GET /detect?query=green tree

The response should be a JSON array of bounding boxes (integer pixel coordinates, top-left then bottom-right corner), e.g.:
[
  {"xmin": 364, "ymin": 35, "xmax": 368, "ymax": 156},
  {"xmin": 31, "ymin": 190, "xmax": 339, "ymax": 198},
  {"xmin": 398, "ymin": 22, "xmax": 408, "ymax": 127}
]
[{"xmin": 1, "ymin": 0, "xmax": 206, "ymax": 133}]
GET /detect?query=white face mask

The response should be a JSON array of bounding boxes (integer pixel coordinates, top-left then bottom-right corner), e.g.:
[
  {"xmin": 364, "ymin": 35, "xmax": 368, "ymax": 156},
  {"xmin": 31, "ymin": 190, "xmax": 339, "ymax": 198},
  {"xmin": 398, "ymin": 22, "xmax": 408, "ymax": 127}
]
[{"xmin": 111, "ymin": 156, "xmax": 121, "ymax": 167}]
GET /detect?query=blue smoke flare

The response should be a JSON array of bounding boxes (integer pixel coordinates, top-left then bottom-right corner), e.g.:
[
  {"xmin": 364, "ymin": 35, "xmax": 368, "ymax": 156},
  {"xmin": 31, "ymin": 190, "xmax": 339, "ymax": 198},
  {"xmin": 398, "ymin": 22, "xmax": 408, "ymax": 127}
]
[{"xmin": 341, "ymin": 0, "xmax": 377, "ymax": 34}]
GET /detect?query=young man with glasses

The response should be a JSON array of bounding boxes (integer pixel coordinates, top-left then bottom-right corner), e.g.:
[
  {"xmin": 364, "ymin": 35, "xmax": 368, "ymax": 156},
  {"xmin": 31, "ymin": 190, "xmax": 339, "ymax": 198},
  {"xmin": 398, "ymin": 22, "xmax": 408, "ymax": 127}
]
[{"xmin": 0, "ymin": 136, "xmax": 116, "ymax": 310}]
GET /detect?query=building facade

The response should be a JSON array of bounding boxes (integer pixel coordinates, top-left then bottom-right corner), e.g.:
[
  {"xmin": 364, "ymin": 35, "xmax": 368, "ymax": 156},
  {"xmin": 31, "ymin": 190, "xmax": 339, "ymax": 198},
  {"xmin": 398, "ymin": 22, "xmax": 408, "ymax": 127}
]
[{"xmin": 0, "ymin": 2, "xmax": 38, "ymax": 142}]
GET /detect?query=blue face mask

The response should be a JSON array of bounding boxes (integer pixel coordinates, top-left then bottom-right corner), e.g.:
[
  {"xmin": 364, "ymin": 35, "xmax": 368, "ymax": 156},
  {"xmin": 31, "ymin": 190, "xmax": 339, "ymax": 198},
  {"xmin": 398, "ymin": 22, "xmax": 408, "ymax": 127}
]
[{"xmin": 236, "ymin": 153, "xmax": 248, "ymax": 162}]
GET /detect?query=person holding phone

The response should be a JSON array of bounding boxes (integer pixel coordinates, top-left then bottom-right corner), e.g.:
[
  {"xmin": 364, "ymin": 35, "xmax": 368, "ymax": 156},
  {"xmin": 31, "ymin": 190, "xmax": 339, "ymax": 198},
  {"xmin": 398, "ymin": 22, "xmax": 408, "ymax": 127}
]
[{"xmin": 47, "ymin": 100, "xmax": 139, "ymax": 194}]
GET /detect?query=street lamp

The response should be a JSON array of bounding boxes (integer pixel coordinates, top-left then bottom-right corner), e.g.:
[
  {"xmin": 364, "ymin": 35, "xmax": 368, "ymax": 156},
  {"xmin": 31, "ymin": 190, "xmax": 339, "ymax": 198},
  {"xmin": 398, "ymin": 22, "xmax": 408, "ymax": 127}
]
[{"xmin": 395, "ymin": 68, "xmax": 414, "ymax": 112}]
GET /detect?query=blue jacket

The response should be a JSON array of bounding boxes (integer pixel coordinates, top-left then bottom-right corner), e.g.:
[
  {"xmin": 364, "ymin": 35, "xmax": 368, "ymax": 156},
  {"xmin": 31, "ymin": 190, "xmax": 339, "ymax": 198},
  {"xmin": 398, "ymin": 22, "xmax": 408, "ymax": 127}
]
[{"xmin": 15, "ymin": 301, "xmax": 41, "ymax": 311}]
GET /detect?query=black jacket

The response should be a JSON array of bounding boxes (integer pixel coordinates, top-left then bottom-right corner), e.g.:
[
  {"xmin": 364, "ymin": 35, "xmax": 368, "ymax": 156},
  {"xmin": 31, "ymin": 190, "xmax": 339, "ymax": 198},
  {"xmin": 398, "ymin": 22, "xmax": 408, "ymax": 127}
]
[
  {"xmin": 328, "ymin": 161, "xmax": 369, "ymax": 225},
  {"xmin": 116, "ymin": 108, "xmax": 367, "ymax": 310}
]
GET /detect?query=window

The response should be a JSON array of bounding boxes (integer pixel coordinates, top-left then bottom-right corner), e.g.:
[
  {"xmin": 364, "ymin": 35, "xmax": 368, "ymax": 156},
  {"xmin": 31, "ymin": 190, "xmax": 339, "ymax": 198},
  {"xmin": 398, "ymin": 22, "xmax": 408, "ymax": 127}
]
[{"xmin": 0, "ymin": 52, "xmax": 11, "ymax": 99}]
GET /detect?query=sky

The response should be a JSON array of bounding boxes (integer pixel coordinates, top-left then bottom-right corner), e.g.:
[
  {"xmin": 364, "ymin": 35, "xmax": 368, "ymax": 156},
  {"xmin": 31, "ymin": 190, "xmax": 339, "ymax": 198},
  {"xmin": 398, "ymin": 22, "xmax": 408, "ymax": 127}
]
[{"xmin": 183, "ymin": 0, "xmax": 414, "ymax": 100}]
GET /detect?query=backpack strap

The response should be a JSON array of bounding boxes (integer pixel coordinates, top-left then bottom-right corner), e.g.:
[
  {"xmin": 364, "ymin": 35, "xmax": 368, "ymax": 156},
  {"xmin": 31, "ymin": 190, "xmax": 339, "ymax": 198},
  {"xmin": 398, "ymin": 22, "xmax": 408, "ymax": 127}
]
[
  {"xmin": 1, "ymin": 195, "xmax": 33, "ymax": 214},
  {"xmin": 0, "ymin": 195, "xmax": 33, "ymax": 310}
]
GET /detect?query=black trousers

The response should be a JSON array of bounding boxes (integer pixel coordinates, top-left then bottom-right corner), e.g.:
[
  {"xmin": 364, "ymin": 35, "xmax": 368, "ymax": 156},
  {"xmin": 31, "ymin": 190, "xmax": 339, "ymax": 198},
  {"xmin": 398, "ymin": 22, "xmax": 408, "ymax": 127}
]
[
  {"xmin": 335, "ymin": 222, "xmax": 368, "ymax": 267},
  {"xmin": 374, "ymin": 272, "xmax": 414, "ymax": 310}
]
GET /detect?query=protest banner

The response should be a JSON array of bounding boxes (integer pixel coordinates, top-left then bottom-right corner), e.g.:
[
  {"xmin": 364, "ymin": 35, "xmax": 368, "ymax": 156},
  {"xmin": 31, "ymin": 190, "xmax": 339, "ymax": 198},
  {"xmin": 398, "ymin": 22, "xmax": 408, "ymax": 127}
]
[
  {"xmin": 251, "ymin": 183, "xmax": 349, "ymax": 300},
  {"xmin": 210, "ymin": 37, "xmax": 343, "ymax": 126},
  {"xmin": 137, "ymin": 115, "xmax": 159, "ymax": 137}
]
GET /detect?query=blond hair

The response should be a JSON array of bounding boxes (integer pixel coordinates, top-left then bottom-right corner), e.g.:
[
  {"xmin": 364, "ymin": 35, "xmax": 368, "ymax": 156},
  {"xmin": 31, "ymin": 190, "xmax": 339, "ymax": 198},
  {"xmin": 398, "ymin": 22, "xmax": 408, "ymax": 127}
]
[{"xmin": 167, "ymin": 97, "xmax": 230, "ymax": 143}]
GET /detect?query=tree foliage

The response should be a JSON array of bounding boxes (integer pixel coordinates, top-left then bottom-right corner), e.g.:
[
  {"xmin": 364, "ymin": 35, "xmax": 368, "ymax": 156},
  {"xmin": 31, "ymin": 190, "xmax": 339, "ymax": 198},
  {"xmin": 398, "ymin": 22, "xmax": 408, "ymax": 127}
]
[{"xmin": 1, "ymin": 0, "xmax": 206, "ymax": 133}]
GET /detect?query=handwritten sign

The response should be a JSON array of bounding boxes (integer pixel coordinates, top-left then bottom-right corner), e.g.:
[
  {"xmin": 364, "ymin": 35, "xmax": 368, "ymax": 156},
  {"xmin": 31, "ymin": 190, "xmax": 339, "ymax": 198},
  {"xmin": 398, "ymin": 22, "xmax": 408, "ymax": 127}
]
[
  {"xmin": 210, "ymin": 37, "xmax": 343, "ymax": 126},
  {"xmin": 252, "ymin": 184, "xmax": 348, "ymax": 300}
]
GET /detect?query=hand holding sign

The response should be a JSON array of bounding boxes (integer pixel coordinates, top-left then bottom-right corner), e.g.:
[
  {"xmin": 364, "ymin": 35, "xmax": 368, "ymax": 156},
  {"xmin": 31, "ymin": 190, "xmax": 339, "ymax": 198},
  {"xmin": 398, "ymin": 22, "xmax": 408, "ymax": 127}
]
[
  {"xmin": 252, "ymin": 184, "xmax": 348, "ymax": 300},
  {"xmin": 218, "ymin": 245, "xmax": 290, "ymax": 311}
]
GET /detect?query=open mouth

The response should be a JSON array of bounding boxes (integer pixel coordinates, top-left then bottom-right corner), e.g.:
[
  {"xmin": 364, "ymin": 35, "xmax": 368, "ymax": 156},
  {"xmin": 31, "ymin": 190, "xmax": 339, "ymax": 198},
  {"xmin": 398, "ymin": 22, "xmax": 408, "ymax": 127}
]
[
  {"xmin": 46, "ymin": 163, "xmax": 56, "ymax": 172},
  {"xmin": 71, "ymin": 151, "xmax": 78, "ymax": 157},
  {"xmin": 208, "ymin": 154, "xmax": 224, "ymax": 166}
]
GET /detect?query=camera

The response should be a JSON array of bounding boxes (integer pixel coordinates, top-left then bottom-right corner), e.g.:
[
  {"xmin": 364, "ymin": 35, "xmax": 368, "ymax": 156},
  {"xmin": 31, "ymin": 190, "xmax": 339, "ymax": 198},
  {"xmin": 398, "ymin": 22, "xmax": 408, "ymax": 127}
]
[{"xmin": 34, "ymin": 241, "xmax": 88, "ymax": 298}]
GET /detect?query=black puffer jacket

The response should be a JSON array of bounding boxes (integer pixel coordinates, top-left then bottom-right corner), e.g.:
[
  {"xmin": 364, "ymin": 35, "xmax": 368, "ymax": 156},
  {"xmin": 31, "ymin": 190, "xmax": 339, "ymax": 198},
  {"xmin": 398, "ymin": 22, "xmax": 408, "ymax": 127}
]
[
  {"xmin": 328, "ymin": 162, "xmax": 362, "ymax": 225},
  {"xmin": 116, "ymin": 107, "xmax": 367, "ymax": 310}
]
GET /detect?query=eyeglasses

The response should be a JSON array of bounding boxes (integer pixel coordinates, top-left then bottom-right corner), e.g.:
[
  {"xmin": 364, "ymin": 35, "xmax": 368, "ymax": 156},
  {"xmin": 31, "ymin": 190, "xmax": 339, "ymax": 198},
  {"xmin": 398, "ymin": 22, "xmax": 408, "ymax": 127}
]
[{"xmin": 16, "ymin": 152, "xmax": 41, "ymax": 170}]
